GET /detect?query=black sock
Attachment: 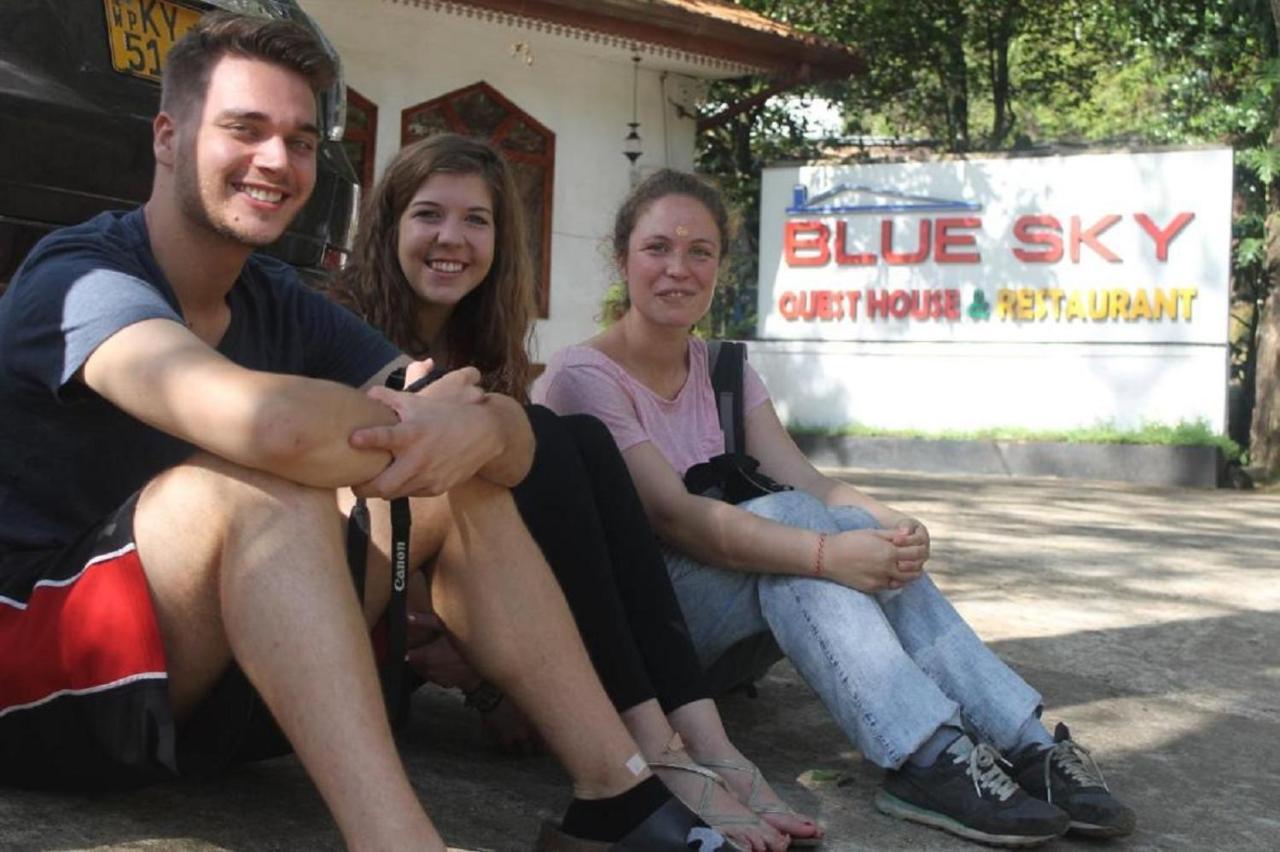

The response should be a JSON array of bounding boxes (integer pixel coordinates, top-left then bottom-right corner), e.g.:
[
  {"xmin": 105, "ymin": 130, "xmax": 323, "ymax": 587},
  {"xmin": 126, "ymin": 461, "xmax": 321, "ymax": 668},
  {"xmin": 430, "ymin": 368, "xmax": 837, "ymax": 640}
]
[{"xmin": 560, "ymin": 775, "xmax": 673, "ymax": 842}]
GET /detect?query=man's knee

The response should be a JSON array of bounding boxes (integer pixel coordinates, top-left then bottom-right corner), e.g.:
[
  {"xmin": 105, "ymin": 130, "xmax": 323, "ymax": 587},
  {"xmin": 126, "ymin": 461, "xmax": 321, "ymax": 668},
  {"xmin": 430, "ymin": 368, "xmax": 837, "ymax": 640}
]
[{"xmin": 140, "ymin": 451, "xmax": 340, "ymax": 540}]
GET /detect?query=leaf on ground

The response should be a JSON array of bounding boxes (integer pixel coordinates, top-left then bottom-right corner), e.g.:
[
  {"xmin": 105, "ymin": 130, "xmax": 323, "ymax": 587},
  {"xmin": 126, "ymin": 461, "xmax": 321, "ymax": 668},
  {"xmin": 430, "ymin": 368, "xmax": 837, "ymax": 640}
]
[{"xmin": 797, "ymin": 768, "xmax": 855, "ymax": 789}]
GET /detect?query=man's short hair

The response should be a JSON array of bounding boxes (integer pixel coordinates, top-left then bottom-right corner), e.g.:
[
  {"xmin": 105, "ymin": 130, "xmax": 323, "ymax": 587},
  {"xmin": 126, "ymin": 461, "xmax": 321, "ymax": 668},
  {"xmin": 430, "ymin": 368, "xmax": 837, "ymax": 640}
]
[{"xmin": 160, "ymin": 11, "xmax": 335, "ymax": 123}]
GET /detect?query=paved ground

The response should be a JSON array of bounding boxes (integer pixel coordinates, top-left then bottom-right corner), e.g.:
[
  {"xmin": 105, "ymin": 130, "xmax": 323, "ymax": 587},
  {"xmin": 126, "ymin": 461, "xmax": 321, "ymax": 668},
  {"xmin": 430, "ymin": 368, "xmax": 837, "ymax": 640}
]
[{"xmin": 3, "ymin": 470, "xmax": 1278, "ymax": 851}]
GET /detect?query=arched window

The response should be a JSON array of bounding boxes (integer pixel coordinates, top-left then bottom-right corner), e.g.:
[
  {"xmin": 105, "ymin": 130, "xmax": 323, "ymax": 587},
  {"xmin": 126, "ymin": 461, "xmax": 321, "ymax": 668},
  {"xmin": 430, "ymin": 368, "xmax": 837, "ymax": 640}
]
[
  {"xmin": 343, "ymin": 87, "xmax": 378, "ymax": 189},
  {"xmin": 402, "ymin": 82, "xmax": 555, "ymax": 317}
]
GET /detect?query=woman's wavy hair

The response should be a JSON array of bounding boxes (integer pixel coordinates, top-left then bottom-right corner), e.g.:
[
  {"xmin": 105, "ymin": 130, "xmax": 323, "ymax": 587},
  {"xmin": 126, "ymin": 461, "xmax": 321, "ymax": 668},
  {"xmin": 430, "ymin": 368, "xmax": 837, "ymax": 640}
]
[{"xmin": 332, "ymin": 133, "xmax": 535, "ymax": 400}]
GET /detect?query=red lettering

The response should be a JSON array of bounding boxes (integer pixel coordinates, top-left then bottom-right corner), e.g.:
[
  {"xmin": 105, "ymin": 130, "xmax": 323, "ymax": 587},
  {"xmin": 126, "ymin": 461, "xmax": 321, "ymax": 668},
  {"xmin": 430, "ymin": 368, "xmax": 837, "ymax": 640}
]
[
  {"xmin": 814, "ymin": 290, "xmax": 834, "ymax": 320},
  {"xmin": 1070, "ymin": 214, "xmax": 1122, "ymax": 263},
  {"xmin": 909, "ymin": 291, "xmax": 932, "ymax": 320},
  {"xmin": 778, "ymin": 291, "xmax": 800, "ymax": 320},
  {"xmin": 1012, "ymin": 215, "xmax": 1063, "ymax": 263},
  {"xmin": 934, "ymin": 217, "xmax": 981, "ymax": 263},
  {"xmin": 881, "ymin": 220, "xmax": 931, "ymax": 265},
  {"xmin": 1135, "ymin": 212, "xmax": 1194, "ymax": 261},
  {"xmin": 889, "ymin": 290, "xmax": 912, "ymax": 318},
  {"xmin": 798, "ymin": 291, "xmax": 819, "ymax": 320},
  {"xmin": 835, "ymin": 221, "xmax": 876, "ymax": 265},
  {"xmin": 861, "ymin": 288, "xmax": 963, "ymax": 321},
  {"xmin": 867, "ymin": 289, "xmax": 892, "ymax": 318},
  {"xmin": 831, "ymin": 290, "xmax": 845, "ymax": 320},
  {"xmin": 784, "ymin": 221, "xmax": 830, "ymax": 267},
  {"xmin": 944, "ymin": 289, "xmax": 960, "ymax": 319},
  {"xmin": 846, "ymin": 290, "xmax": 861, "ymax": 320}
]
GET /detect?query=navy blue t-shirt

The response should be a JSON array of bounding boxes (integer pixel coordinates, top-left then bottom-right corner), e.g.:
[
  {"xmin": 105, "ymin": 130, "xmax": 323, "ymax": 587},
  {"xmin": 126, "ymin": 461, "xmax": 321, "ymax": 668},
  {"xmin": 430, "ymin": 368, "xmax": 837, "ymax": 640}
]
[{"xmin": 0, "ymin": 208, "xmax": 399, "ymax": 555}]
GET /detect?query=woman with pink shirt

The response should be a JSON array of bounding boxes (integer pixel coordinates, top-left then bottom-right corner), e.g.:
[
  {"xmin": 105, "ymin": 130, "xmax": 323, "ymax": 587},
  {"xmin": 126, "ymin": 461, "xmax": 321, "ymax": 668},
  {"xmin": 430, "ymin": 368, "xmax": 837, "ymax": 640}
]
[{"xmin": 537, "ymin": 168, "xmax": 1135, "ymax": 848}]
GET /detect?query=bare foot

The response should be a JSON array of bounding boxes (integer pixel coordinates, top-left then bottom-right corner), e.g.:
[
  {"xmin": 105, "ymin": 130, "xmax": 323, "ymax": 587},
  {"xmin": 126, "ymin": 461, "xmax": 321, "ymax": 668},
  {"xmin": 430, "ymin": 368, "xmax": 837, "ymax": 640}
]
[
  {"xmin": 650, "ymin": 741, "xmax": 790, "ymax": 852},
  {"xmin": 686, "ymin": 747, "xmax": 823, "ymax": 845}
]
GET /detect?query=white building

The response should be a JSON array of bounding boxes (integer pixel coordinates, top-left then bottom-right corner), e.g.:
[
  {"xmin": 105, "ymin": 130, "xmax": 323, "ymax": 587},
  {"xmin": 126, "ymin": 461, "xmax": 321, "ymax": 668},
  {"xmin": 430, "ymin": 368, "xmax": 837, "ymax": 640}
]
[{"xmin": 299, "ymin": 0, "xmax": 860, "ymax": 362}]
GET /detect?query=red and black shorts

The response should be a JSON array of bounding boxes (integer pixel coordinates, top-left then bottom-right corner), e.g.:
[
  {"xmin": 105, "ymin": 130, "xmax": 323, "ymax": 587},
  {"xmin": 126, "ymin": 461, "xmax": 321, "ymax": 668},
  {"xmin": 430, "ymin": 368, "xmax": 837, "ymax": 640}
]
[{"xmin": 0, "ymin": 494, "xmax": 290, "ymax": 791}]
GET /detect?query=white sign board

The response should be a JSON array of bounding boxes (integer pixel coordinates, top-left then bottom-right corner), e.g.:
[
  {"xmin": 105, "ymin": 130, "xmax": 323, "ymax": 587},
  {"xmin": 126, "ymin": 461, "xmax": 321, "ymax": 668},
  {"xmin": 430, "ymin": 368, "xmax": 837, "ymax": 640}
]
[
  {"xmin": 758, "ymin": 149, "xmax": 1232, "ymax": 345},
  {"xmin": 751, "ymin": 149, "xmax": 1233, "ymax": 434}
]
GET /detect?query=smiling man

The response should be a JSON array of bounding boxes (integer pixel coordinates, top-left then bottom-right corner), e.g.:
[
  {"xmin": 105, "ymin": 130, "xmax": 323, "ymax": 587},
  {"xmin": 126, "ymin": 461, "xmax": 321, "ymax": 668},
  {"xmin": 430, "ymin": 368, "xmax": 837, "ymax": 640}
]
[{"xmin": 0, "ymin": 13, "xmax": 720, "ymax": 851}]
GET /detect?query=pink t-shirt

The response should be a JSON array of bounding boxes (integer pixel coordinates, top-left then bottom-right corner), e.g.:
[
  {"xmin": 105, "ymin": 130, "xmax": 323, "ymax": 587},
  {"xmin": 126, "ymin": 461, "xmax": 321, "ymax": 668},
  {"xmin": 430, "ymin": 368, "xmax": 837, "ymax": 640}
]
[{"xmin": 536, "ymin": 337, "xmax": 770, "ymax": 477}]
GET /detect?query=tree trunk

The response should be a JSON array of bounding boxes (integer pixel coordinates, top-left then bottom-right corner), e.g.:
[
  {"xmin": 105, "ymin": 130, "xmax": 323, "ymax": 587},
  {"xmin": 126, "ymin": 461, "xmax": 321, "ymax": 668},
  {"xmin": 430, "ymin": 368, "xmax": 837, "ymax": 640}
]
[
  {"xmin": 942, "ymin": 2, "xmax": 970, "ymax": 151},
  {"xmin": 1252, "ymin": 0, "xmax": 1280, "ymax": 476},
  {"xmin": 1253, "ymin": 289, "xmax": 1280, "ymax": 474},
  {"xmin": 987, "ymin": 5, "xmax": 1016, "ymax": 147}
]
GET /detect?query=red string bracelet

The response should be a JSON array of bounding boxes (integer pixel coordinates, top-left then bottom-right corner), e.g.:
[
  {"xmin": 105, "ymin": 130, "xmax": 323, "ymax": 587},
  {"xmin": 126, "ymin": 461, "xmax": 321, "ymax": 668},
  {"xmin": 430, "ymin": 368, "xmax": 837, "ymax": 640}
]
[{"xmin": 813, "ymin": 533, "xmax": 827, "ymax": 576}]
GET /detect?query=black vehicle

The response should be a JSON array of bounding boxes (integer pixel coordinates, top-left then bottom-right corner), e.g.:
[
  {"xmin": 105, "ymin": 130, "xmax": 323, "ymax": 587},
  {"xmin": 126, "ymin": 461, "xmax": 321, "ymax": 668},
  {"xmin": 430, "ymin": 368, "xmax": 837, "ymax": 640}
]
[{"xmin": 0, "ymin": 0, "xmax": 359, "ymax": 288}]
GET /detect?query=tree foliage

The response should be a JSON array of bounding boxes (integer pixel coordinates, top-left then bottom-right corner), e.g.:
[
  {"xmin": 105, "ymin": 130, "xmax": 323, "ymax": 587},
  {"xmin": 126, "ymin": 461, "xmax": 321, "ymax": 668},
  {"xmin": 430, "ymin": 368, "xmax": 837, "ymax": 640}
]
[{"xmin": 697, "ymin": 0, "xmax": 1280, "ymax": 472}]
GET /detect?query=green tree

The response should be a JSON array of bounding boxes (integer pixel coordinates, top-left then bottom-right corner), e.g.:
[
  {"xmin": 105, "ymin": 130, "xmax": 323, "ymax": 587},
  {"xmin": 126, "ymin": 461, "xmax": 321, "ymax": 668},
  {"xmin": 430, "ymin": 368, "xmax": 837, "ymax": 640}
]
[{"xmin": 698, "ymin": 0, "xmax": 1280, "ymax": 475}]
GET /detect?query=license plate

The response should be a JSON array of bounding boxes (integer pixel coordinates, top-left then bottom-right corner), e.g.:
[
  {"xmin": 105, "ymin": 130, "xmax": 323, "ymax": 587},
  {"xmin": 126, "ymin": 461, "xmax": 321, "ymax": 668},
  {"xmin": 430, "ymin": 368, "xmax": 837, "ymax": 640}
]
[{"xmin": 103, "ymin": 0, "xmax": 203, "ymax": 81}]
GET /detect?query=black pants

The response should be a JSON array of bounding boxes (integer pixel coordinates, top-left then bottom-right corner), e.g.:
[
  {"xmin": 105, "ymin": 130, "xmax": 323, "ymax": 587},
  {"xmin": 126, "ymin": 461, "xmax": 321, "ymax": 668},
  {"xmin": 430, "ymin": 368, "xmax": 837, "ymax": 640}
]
[{"xmin": 512, "ymin": 405, "xmax": 707, "ymax": 714}]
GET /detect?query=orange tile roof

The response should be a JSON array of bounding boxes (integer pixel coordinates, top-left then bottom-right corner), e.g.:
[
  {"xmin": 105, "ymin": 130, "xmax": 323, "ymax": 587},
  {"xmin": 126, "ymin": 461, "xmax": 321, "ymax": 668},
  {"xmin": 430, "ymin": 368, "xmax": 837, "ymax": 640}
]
[
  {"xmin": 440, "ymin": 0, "xmax": 863, "ymax": 78},
  {"xmin": 658, "ymin": 0, "xmax": 822, "ymax": 42}
]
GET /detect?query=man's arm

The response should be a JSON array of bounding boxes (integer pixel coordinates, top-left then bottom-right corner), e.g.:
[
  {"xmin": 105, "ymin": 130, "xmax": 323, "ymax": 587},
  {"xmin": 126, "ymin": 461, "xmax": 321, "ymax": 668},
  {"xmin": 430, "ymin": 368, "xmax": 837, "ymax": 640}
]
[{"xmin": 83, "ymin": 318, "xmax": 398, "ymax": 488}]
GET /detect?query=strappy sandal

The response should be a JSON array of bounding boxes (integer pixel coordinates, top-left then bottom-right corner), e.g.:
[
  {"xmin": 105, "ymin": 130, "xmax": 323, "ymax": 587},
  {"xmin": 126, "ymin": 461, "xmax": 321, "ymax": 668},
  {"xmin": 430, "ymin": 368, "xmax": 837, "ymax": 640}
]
[
  {"xmin": 699, "ymin": 757, "xmax": 824, "ymax": 848},
  {"xmin": 649, "ymin": 736, "xmax": 766, "ymax": 851}
]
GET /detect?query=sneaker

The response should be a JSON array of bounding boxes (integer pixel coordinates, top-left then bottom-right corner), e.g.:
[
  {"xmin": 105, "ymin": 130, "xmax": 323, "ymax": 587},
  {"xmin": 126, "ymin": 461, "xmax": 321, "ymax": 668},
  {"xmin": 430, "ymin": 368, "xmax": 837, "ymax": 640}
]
[
  {"xmin": 1010, "ymin": 723, "xmax": 1137, "ymax": 838},
  {"xmin": 875, "ymin": 737, "xmax": 1069, "ymax": 847}
]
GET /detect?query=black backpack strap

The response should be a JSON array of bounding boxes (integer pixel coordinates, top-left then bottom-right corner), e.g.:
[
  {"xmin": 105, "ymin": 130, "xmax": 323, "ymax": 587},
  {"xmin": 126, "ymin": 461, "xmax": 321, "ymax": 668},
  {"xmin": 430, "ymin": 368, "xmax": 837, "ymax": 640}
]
[{"xmin": 708, "ymin": 340, "xmax": 747, "ymax": 455}]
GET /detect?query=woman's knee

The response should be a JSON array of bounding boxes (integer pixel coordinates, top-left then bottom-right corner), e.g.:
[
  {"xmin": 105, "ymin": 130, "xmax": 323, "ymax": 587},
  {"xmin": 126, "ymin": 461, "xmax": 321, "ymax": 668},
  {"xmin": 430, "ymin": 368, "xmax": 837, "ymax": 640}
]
[
  {"xmin": 559, "ymin": 412, "xmax": 616, "ymax": 454},
  {"xmin": 519, "ymin": 405, "xmax": 585, "ymax": 478},
  {"xmin": 830, "ymin": 504, "xmax": 881, "ymax": 532},
  {"xmin": 522, "ymin": 402, "xmax": 561, "ymax": 436},
  {"xmin": 740, "ymin": 489, "xmax": 834, "ymax": 530}
]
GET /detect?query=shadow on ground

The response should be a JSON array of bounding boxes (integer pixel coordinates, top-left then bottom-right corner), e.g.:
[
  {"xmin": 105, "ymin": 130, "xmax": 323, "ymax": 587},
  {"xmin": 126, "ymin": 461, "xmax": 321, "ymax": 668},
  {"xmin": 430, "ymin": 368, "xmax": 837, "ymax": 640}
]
[{"xmin": 2, "ymin": 471, "xmax": 1277, "ymax": 851}]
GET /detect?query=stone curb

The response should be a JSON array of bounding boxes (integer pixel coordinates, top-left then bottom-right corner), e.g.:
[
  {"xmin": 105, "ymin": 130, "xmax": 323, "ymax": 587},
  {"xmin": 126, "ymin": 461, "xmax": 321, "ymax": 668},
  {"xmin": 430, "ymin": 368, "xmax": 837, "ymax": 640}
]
[{"xmin": 793, "ymin": 434, "xmax": 1227, "ymax": 488}]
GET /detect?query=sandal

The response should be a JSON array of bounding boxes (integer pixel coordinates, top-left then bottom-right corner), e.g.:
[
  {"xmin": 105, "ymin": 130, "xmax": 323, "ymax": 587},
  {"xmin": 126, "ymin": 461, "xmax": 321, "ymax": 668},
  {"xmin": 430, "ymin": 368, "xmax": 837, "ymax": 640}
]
[
  {"xmin": 699, "ymin": 757, "xmax": 824, "ymax": 847},
  {"xmin": 650, "ymin": 735, "xmax": 772, "ymax": 851}
]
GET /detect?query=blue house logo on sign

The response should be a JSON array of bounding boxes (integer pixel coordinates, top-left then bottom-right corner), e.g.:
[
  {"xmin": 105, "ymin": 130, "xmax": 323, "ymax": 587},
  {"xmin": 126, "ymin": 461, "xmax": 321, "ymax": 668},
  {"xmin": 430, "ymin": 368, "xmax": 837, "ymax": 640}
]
[{"xmin": 787, "ymin": 183, "xmax": 982, "ymax": 216}]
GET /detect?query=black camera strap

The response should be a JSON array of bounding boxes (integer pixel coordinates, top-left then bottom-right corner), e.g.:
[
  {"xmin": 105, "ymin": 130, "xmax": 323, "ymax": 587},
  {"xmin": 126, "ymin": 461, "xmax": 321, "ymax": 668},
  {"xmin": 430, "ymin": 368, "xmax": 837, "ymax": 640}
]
[{"xmin": 345, "ymin": 366, "xmax": 418, "ymax": 728}]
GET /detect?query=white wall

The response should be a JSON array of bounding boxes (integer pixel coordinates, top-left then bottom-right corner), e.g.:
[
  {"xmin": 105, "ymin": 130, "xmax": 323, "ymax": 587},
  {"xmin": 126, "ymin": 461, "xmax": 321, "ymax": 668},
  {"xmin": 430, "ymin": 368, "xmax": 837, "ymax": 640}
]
[
  {"xmin": 299, "ymin": 0, "xmax": 707, "ymax": 360},
  {"xmin": 748, "ymin": 340, "xmax": 1228, "ymax": 432}
]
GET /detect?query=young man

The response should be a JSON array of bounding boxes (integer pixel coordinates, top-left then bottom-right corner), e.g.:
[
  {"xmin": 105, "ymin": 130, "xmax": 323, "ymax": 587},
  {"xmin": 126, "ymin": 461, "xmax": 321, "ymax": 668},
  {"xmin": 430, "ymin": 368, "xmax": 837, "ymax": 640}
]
[{"xmin": 0, "ymin": 14, "xmax": 721, "ymax": 851}]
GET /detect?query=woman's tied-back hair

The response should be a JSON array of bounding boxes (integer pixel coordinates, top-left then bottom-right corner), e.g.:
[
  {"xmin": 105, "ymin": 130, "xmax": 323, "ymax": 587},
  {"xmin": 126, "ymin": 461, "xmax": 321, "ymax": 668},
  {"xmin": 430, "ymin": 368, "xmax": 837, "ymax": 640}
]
[
  {"xmin": 161, "ymin": 12, "xmax": 335, "ymax": 124},
  {"xmin": 607, "ymin": 168, "xmax": 735, "ymax": 322},
  {"xmin": 332, "ymin": 133, "xmax": 536, "ymax": 401}
]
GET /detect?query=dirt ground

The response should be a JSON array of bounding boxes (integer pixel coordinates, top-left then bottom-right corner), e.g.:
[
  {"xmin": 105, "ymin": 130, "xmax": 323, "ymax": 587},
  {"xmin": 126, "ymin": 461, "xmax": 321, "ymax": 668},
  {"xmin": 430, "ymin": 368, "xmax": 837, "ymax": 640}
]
[{"xmin": 3, "ymin": 470, "xmax": 1277, "ymax": 851}]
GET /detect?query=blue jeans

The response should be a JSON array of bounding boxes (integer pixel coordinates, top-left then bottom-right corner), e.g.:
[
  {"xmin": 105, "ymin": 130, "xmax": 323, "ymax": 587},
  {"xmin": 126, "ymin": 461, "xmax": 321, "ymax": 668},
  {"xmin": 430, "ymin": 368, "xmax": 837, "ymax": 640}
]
[{"xmin": 664, "ymin": 490, "xmax": 1042, "ymax": 769}]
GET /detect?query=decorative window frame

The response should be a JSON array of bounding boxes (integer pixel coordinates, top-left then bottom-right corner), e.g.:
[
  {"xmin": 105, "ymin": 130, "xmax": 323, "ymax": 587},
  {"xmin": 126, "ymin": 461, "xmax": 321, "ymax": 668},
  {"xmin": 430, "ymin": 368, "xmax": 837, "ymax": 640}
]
[{"xmin": 344, "ymin": 87, "xmax": 378, "ymax": 189}]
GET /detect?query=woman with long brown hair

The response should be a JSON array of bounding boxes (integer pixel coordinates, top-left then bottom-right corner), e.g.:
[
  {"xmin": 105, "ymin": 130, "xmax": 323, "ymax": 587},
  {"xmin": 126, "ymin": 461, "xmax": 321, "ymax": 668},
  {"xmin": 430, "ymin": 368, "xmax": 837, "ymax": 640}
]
[{"xmin": 331, "ymin": 134, "xmax": 822, "ymax": 851}]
